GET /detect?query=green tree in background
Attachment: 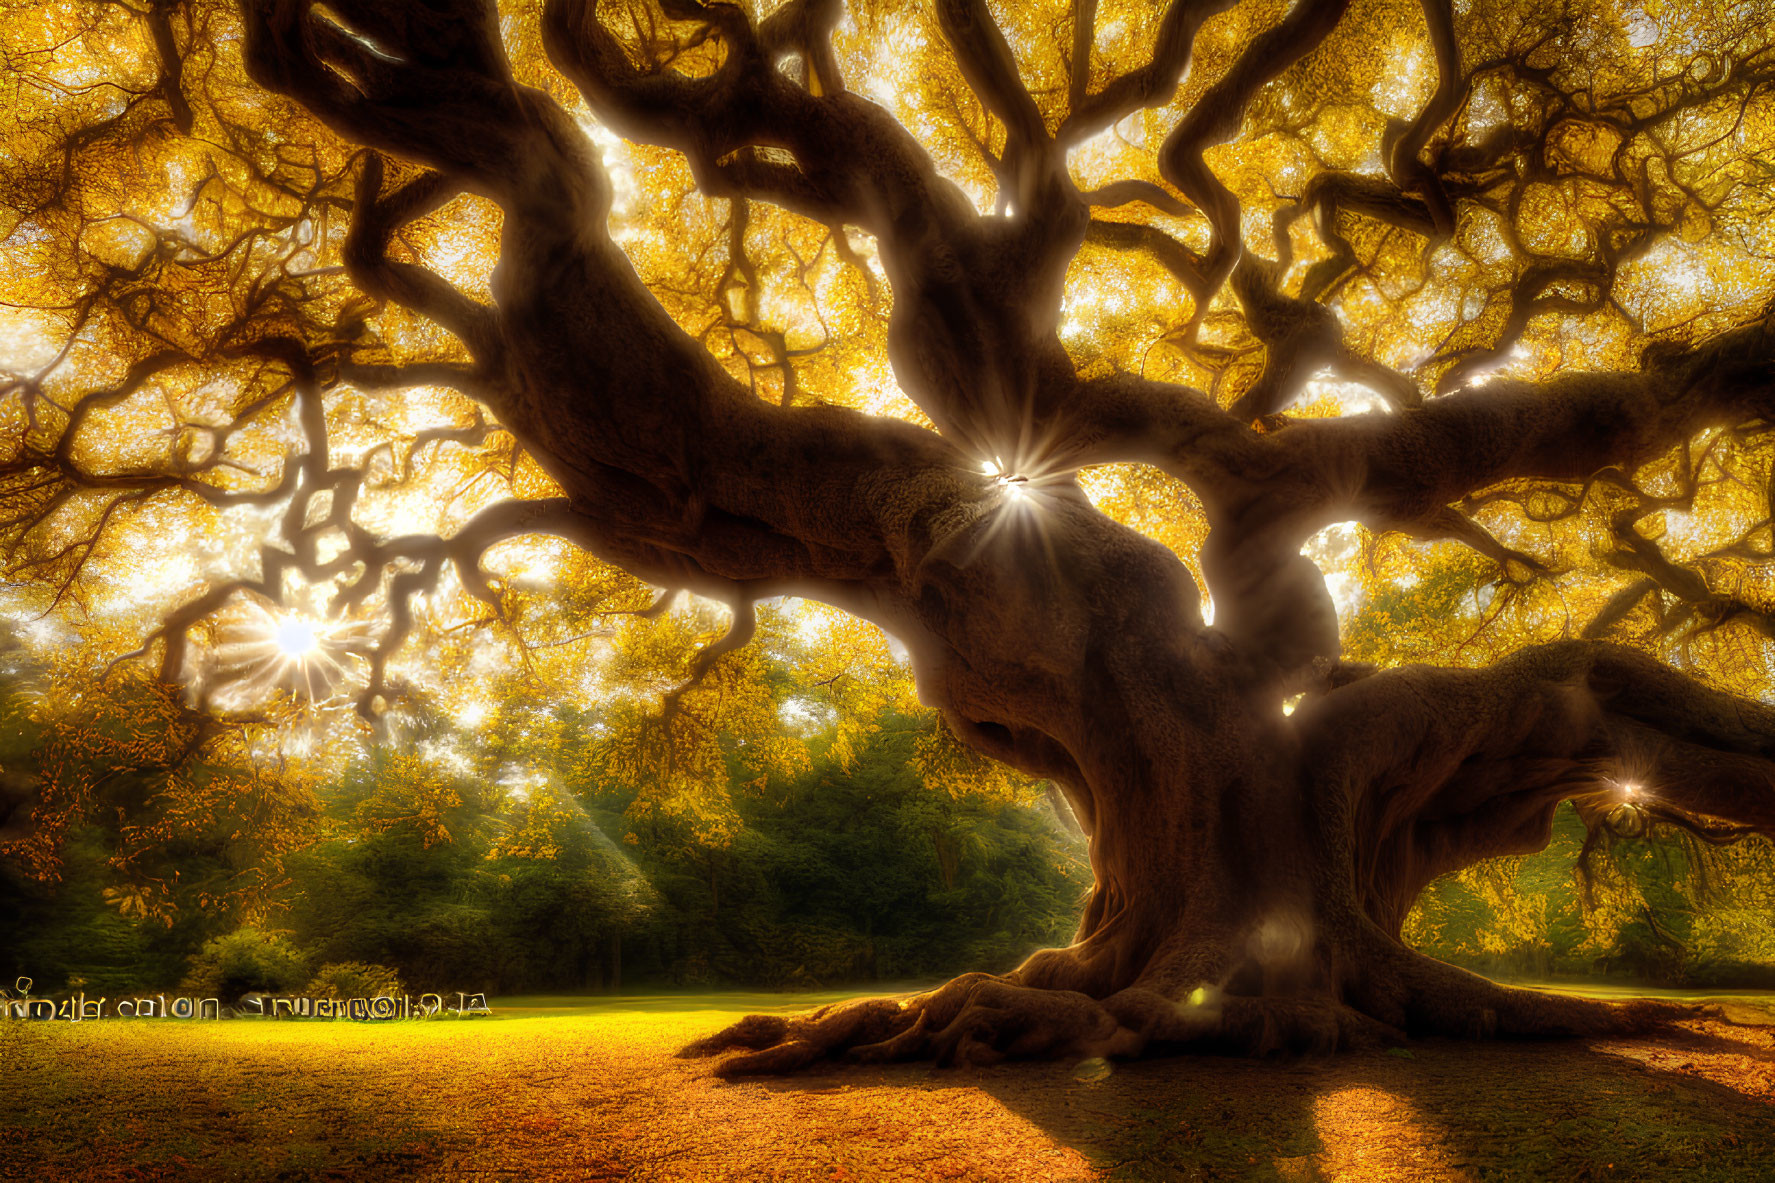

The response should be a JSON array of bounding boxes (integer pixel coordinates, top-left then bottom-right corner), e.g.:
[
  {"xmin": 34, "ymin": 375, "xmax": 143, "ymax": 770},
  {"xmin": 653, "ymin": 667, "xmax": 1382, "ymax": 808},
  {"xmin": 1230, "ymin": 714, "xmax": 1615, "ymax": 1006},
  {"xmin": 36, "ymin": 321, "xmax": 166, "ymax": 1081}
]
[
  {"xmin": 1, "ymin": 639, "xmax": 1766, "ymax": 999},
  {"xmin": 1408, "ymin": 804, "xmax": 1775, "ymax": 988}
]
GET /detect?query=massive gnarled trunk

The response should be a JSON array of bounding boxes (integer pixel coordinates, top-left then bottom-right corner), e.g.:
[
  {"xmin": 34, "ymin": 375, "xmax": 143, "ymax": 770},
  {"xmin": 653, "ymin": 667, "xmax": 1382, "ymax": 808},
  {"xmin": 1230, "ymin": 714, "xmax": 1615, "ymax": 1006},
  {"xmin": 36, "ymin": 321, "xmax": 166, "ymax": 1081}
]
[{"xmin": 195, "ymin": 0, "xmax": 1775, "ymax": 1071}]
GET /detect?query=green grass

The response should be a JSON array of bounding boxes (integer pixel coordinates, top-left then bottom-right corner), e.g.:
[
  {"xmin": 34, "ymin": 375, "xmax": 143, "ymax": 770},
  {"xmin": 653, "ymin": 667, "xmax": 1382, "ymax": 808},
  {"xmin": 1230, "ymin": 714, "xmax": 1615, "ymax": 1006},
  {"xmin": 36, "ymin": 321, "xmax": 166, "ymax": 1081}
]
[{"xmin": 3, "ymin": 985, "xmax": 1772, "ymax": 1181}]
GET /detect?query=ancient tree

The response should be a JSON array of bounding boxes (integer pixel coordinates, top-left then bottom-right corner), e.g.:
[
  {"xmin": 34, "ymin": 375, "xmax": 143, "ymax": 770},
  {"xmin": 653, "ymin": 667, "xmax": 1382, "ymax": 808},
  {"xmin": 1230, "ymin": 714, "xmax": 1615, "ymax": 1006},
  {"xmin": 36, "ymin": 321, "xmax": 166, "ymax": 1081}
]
[{"xmin": 3, "ymin": 0, "xmax": 1775, "ymax": 1072}]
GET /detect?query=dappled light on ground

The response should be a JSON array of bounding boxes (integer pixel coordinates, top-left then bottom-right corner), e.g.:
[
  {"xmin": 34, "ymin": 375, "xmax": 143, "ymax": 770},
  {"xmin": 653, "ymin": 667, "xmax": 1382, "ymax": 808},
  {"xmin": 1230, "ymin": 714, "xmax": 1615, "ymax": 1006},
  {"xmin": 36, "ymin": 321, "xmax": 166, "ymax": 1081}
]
[
  {"xmin": 4, "ymin": 991, "xmax": 1774, "ymax": 1181},
  {"xmin": 1593, "ymin": 1014, "xmax": 1775, "ymax": 1104},
  {"xmin": 1308, "ymin": 1086, "xmax": 1463, "ymax": 1180}
]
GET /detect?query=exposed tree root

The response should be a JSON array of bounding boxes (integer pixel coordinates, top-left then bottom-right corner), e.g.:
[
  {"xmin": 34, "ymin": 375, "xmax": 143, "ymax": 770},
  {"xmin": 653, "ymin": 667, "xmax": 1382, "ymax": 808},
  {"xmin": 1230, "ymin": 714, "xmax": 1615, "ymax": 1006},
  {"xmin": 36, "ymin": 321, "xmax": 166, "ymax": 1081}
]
[
  {"xmin": 1367, "ymin": 944, "xmax": 1704, "ymax": 1042},
  {"xmin": 680, "ymin": 948, "xmax": 1712, "ymax": 1078}
]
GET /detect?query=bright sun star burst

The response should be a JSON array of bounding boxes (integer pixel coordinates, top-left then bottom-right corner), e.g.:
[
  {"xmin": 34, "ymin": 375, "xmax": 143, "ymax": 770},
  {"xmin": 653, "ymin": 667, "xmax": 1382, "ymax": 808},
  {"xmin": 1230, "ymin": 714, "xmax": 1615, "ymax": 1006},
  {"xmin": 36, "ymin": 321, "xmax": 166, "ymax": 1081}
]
[
  {"xmin": 981, "ymin": 457, "xmax": 1031, "ymax": 501},
  {"xmin": 275, "ymin": 618, "xmax": 319, "ymax": 656},
  {"xmin": 959, "ymin": 451, "xmax": 1069, "ymax": 570},
  {"xmin": 202, "ymin": 597, "xmax": 371, "ymax": 708}
]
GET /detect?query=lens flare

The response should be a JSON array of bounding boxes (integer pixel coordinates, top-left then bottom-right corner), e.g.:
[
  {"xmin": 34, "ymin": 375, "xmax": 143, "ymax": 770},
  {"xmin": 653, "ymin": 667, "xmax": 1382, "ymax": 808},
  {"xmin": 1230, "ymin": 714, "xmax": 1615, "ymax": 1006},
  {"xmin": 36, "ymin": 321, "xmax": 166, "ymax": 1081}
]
[
  {"xmin": 956, "ymin": 451, "xmax": 1077, "ymax": 577},
  {"xmin": 1073, "ymin": 1057, "xmax": 1113, "ymax": 1083},
  {"xmin": 199, "ymin": 597, "xmax": 373, "ymax": 708},
  {"xmin": 275, "ymin": 619, "xmax": 319, "ymax": 656}
]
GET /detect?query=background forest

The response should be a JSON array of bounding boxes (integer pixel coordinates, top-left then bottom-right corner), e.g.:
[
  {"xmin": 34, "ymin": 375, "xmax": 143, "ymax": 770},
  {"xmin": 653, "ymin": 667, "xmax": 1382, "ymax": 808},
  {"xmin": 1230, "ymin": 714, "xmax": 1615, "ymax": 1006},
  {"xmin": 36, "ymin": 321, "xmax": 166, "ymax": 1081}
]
[
  {"xmin": 0, "ymin": 614, "xmax": 1099, "ymax": 999},
  {"xmin": 5, "ymin": 604, "xmax": 1774, "ymax": 1002}
]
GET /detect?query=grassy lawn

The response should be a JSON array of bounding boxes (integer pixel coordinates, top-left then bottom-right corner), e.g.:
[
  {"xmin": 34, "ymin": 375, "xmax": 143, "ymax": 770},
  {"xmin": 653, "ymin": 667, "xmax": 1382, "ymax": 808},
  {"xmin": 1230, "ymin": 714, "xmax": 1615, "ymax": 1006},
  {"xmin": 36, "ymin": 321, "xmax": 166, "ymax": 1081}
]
[{"xmin": 3, "ymin": 985, "xmax": 1773, "ymax": 1181}]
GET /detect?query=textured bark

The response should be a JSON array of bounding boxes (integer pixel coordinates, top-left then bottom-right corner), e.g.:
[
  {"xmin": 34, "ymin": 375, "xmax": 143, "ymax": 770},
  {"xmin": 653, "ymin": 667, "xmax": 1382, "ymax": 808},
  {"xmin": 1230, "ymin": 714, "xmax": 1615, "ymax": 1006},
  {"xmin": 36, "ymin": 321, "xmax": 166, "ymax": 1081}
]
[{"xmin": 210, "ymin": 0, "xmax": 1775, "ymax": 1071}]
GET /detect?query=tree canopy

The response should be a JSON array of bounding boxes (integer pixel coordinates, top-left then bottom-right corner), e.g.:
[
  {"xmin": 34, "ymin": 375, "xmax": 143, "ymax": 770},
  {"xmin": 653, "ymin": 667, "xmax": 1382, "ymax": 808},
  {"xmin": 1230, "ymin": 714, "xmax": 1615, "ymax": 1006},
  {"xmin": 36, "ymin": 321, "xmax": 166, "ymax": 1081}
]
[{"xmin": 3, "ymin": 0, "xmax": 1775, "ymax": 1072}]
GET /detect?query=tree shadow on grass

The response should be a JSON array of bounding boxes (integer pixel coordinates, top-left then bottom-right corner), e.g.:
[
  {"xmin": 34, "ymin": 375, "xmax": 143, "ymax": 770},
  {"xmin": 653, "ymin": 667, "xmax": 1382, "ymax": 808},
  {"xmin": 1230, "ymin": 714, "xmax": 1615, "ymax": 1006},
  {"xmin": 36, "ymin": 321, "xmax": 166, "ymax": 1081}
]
[
  {"xmin": 1656, "ymin": 1023, "xmax": 1775, "ymax": 1067},
  {"xmin": 738, "ymin": 1026, "xmax": 1775, "ymax": 1182}
]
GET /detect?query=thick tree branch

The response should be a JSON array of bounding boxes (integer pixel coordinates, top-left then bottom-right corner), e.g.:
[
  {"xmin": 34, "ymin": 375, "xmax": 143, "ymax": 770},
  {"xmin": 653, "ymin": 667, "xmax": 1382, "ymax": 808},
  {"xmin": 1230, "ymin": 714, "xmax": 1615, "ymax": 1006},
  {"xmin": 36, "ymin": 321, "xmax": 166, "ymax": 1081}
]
[
  {"xmin": 1054, "ymin": 303, "xmax": 1773, "ymax": 684},
  {"xmin": 1300, "ymin": 640, "xmax": 1775, "ymax": 933},
  {"xmin": 1067, "ymin": 0, "xmax": 1097, "ymax": 116},
  {"xmin": 241, "ymin": 0, "xmax": 557, "ymax": 195},
  {"xmin": 1080, "ymin": 180, "xmax": 1192, "ymax": 218},
  {"xmin": 1077, "ymin": 310, "xmax": 1775, "ymax": 554},
  {"xmin": 1084, "ymin": 218, "xmax": 1209, "ymax": 302},
  {"xmin": 1384, "ymin": 0, "xmax": 1460, "ymax": 236},
  {"xmin": 542, "ymin": 0, "xmax": 1101, "ymax": 465},
  {"xmin": 1157, "ymin": 0, "xmax": 1353, "ymax": 313},
  {"xmin": 343, "ymin": 153, "xmax": 504, "ymax": 369},
  {"xmin": 1266, "ymin": 313, "xmax": 1775, "ymax": 539},
  {"xmin": 932, "ymin": 0, "xmax": 1046, "ymax": 163},
  {"xmin": 1059, "ymin": 0, "xmax": 1239, "ymax": 145},
  {"xmin": 759, "ymin": 0, "xmax": 845, "ymax": 97}
]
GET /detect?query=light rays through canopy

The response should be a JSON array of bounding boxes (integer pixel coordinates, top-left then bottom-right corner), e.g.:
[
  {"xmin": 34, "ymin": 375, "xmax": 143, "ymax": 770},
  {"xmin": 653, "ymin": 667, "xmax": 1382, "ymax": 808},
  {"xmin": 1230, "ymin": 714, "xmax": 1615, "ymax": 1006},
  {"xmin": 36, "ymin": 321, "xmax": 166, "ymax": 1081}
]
[{"xmin": 202, "ymin": 596, "xmax": 375, "ymax": 709}]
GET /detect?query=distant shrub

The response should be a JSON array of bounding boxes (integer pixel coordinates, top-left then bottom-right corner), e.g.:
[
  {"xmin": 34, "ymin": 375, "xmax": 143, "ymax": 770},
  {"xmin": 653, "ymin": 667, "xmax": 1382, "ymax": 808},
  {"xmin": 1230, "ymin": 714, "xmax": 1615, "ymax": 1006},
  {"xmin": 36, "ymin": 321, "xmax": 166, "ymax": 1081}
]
[
  {"xmin": 180, "ymin": 928, "xmax": 308, "ymax": 1002},
  {"xmin": 307, "ymin": 961, "xmax": 404, "ymax": 1000}
]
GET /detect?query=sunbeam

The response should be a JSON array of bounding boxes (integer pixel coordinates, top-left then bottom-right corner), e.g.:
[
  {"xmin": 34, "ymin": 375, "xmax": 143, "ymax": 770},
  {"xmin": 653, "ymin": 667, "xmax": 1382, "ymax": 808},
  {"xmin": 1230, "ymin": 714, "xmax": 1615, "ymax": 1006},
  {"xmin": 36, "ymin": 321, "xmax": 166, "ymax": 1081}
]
[{"xmin": 202, "ymin": 597, "xmax": 375, "ymax": 708}]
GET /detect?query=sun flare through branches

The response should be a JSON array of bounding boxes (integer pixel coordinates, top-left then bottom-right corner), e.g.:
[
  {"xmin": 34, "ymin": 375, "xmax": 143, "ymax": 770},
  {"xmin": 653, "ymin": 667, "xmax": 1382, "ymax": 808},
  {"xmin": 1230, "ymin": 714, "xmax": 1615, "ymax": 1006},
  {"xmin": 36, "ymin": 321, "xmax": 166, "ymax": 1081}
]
[{"xmin": 200, "ymin": 598, "xmax": 373, "ymax": 710}]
